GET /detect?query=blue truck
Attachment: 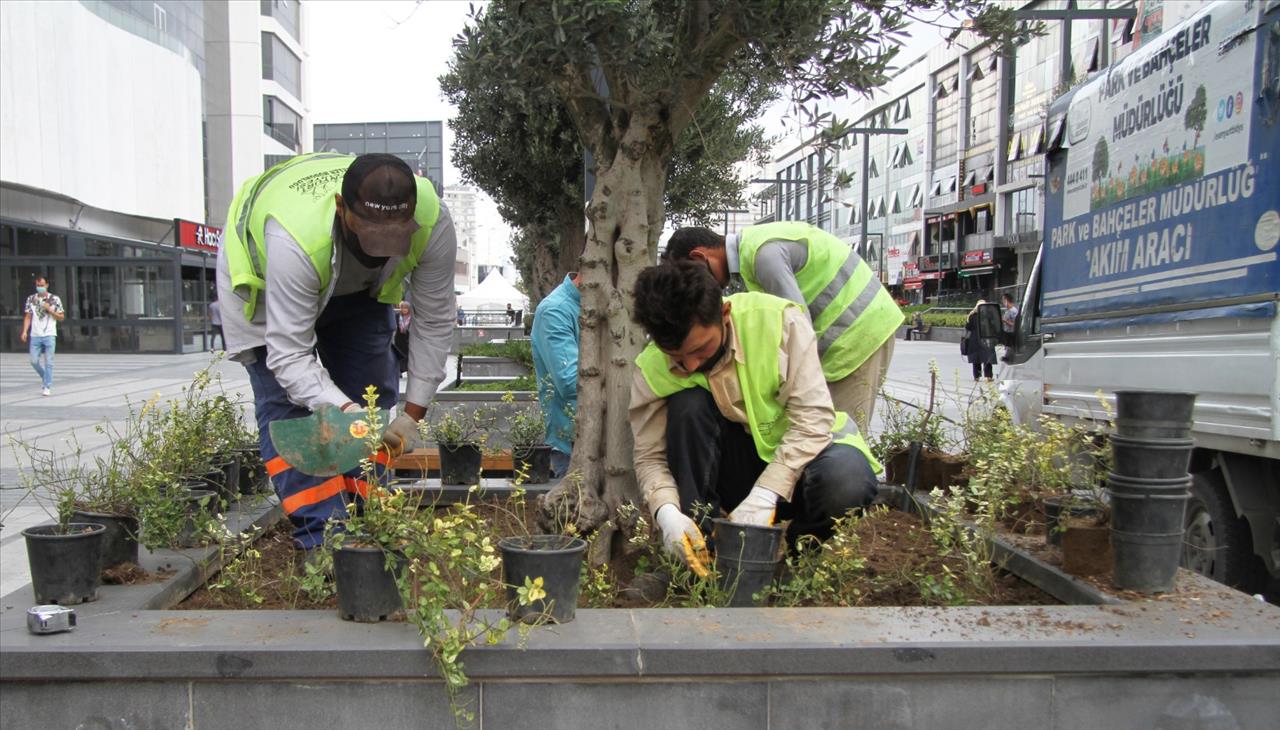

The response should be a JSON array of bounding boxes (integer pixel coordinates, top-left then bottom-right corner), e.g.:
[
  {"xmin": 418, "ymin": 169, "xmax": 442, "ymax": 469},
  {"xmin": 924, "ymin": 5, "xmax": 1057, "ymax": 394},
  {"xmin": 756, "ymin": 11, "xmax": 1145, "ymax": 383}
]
[{"xmin": 1001, "ymin": 0, "xmax": 1280, "ymax": 595}]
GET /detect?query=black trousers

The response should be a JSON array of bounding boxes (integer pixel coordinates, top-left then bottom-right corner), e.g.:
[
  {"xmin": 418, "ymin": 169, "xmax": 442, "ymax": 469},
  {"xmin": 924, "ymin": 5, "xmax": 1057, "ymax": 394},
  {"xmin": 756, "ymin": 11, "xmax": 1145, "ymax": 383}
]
[
  {"xmin": 971, "ymin": 361, "xmax": 993, "ymax": 379},
  {"xmin": 665, "ymin": 388, "xmax": 878, "ymax": 547}
]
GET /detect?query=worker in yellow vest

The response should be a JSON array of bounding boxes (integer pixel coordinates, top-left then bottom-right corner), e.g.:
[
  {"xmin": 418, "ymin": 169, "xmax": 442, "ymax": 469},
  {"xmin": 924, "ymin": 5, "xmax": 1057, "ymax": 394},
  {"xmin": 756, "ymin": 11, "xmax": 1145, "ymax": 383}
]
[
  {"xmin": 630, "ymin": 262, "xmax": 881, "ymax": 567},
  {"xmin": 216, "ymin": 153, "xmax": 457, "ymax": 550},
  {"xmin": 664, "ymin": 223, "xmax": 903, "ymax": 433}
]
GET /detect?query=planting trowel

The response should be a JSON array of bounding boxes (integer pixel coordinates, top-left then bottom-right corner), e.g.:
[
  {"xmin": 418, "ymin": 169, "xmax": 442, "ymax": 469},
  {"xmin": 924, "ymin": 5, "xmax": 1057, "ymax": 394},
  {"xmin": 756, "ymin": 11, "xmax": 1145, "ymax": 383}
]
[{"xmin": 268, "ymin": 406, "xmax": 387, "ymax": 477}]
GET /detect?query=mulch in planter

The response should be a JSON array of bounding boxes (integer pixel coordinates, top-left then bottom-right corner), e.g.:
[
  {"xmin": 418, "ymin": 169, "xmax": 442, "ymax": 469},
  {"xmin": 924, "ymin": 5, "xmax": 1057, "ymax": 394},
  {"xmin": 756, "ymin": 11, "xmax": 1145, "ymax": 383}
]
[{"xmin": 176, "ymin": 502, "xmax": 1055, "ymax": 611}]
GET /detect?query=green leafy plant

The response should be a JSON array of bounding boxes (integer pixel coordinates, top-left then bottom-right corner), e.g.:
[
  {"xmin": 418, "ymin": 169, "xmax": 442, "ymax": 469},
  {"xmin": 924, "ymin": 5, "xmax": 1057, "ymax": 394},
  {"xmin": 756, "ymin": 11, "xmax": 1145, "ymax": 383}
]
[
  {"xmin": 421, "ymin": 406, "xmax": 496, "ymax": 449},
  {"xmin": 459, "ymin": 340, "xmax": 533, "ymax": 368},
  {"xmin": 506, "ymin": 397, "xmax": 546, "ymax": 452},
  {"xmin": 453, "ymin": 374, "xmax": 537, "ymax": 392}
]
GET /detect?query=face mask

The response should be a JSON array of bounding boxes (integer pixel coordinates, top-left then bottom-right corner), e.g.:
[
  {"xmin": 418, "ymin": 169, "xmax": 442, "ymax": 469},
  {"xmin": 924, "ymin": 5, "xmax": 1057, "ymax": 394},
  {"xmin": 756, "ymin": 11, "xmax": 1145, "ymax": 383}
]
[
  {"xmin": 695, "ymin": 329, "xmax": 729, "ymax": 375},
  {"xmin": 35, "ymin": 286, "xmax": 47, "ymax": 294}
]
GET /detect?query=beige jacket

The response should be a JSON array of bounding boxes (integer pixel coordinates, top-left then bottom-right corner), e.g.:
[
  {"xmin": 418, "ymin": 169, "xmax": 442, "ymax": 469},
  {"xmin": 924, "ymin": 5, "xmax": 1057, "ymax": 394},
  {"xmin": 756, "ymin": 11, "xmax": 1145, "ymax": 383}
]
[{"xmin": 629, "ymin": 307, "xmax": 835, "ymax": 516}]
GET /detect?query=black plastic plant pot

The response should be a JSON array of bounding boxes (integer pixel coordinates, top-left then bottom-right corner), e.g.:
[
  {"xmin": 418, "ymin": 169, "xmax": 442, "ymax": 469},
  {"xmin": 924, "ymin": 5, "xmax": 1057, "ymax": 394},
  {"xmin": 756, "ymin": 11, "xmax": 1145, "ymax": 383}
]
[
  {"xmin": 176, "ymin": 489, "xmax": 217, "ymax": 548},
  {"xmin": 1110, "ymin": 435, "xmax": 1194, "ymax": 479},
  {"xmin": 70, "ymin": 510, "xmax": 139, "ymax": 569},
  {"xmin": 1107, "ymin": 489, "xmax": 1190, "ymax": 535},
  {"xmin": 233, "ymin": 446, "xmax": 264, "ymax": 495},
  {"xmin": 23, "ymin": 522, "xmax": 107, "ymax": 605},
  {"xmin": 1107, "ymin": 472, "xmax": 1193, "ymax": 494},
  {"xmin": 499, "ymin": 534, "xmax": 588, "ymax": 624},
  {"xmin": 1042, "ymin": 497, "xmax": 1103, "ymax": 547},
  {"xmin": 1114, "ymin": 390, "xmax": 1197, "ymax": 440},
  {"xmin": 712, "ymin": 519, "xmax": 783, "ymax": 607},
  {"xmin": 439, "ymin": 443, "xmax": 483, "ymax": 485},
  {"xmin": 1111, "ymin": 528, "xmax": 1184, "ymax": 594},
  {"xmin": 513, "ymin": 445, "xmax": 552, "ymax": 484},
  {"xmin": 333, "ymin": 544, "xmax": 405, "ymax": 622},
  {"xmin": 211, "ymin": 457, "xmax": 240, "ymax": 503}
]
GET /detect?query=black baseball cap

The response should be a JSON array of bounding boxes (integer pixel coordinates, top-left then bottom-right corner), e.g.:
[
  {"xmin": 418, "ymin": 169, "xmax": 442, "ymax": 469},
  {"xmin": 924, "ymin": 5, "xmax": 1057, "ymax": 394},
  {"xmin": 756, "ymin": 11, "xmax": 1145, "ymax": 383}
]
[{"xmin": 340, "ymin": 154, "xmax": 420, "ymax": 257}]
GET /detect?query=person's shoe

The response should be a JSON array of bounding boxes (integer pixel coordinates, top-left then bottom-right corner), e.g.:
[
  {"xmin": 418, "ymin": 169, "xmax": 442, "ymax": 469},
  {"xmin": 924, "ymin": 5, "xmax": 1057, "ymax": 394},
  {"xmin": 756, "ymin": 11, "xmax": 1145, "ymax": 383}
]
[{"xmin": 41, "ymin": 387, "xmax": 51, "ymax": 396}]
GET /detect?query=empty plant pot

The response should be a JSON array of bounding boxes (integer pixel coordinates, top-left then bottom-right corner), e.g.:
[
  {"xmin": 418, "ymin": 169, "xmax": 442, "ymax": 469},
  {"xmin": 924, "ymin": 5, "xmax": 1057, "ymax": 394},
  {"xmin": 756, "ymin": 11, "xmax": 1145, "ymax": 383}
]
[
  {"xmin": 23, "ymin": 523, "xmax": 107, "ymax": 605},
  {"xmin": 233, "ymin": 446, "xmax": 264, "ymax": 495},
  {"xmin": 438, "ymin": 443, "xmax": 483, "ymax": 485},
  {"xmin": 1109, "ymin": 435, "xmax": 1194, "ymax": 479},
  {"xmin": 1111, "ymin": 529, "xmax": 1184, "ymax": 593},
  {"xmin": 1107, "ymin": 472, "xmax": 1193, "ymax": 494},
  {"xmin": 333, "ymin": 544, "xmax": 405, "ymax": 622},
  {"xmin": 1108, "ymin": 489, "xmax": 1189, "ymax": 535},
  {"xmin": 70, "ymin": 510, "xmax": 139, "ymax": 569},
  {"xmin": 1115, "ymin": 390, "xmax": 1196, "ymax": 440},
  {"xmin": 1042, "ymin": 497, "xmax": 1104, "ymax": 547},
  {"xmin": 712, "ymin": 518, "xmax": 783, "ymax": 607},
  {"xmin": 513, "ymin": 445, "xmax": 552, "ymax": 485},
  {"xmin": 500, "ymin": 534, "xmax": 588, "ymax": 624},
  {"xmin": 211, "ymin": 457, "xmax": 241, "ymax": 503}
]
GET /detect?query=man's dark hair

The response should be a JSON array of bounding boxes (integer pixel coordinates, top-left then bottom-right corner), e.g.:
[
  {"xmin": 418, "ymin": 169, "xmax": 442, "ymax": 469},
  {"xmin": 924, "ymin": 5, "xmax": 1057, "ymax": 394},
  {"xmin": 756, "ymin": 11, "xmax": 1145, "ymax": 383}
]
[
  {"xmin": 1001, "ymin": 292, "xmax": 1015, "ymax": 305},
  {"xmin": 662, "ymin": 227, "xmax": 725, "ymax": 262},
  {"xmin": 33, "ymin": 275, "xmax": 47, "ymax": 285},
  {"xmin": 633, "ymin": 262, "xmax": 723, "ymax": 350}
]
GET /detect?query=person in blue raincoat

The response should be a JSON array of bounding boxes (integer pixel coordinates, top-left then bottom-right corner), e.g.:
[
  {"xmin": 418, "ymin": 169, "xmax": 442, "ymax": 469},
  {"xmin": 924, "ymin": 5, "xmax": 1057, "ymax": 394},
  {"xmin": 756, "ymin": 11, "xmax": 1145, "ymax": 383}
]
[{"xmin": 531, "ymin": 273, "xmax": 581, "ymax": 478}]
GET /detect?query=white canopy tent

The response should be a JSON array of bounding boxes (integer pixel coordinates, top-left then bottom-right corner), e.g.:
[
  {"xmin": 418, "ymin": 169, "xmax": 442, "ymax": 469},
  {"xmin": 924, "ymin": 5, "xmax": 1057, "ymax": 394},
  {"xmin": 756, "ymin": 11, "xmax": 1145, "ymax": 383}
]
[{"xmin": 456, "ymin": 270, "xmax": 527, "ymax": 312}]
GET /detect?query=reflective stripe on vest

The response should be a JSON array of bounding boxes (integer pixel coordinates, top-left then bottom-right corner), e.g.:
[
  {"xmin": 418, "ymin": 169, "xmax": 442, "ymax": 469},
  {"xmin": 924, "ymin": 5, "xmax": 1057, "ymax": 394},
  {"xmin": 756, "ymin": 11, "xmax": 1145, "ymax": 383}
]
[
  {"xmin": 635, "ymin": 292, "xmax": 882, "ymax": 474},
  {"xmin": 738, "ymin": 222, "xmax": 903, "ymax": 382}
]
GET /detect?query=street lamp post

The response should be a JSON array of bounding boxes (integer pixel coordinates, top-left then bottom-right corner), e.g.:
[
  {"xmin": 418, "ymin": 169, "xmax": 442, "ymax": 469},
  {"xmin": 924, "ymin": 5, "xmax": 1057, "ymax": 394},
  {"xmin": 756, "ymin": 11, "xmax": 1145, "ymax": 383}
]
[{"xmin": 844, "ymin": 126, "xmax": 908, "ymax": 263}]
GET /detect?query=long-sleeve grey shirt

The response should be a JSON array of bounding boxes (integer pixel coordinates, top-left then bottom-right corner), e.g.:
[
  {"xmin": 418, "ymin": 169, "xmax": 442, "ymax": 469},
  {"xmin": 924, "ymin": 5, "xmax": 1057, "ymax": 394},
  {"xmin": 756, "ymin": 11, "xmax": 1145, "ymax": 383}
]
[
  {"xmin": 725, "ymin": 233, "xmax": 808, "ymax": 305},
  {"xmin": 216, "ymin": 206, "xmax": 458, "ymax": 411}
]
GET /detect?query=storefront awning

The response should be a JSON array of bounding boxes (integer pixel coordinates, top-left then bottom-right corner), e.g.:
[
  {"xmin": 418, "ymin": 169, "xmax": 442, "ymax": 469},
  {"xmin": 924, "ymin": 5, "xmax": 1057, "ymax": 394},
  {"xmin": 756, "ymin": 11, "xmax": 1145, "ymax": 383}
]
[{"xmin": 958, "ymin": 266, "xmax": 995, "ymax": 277}]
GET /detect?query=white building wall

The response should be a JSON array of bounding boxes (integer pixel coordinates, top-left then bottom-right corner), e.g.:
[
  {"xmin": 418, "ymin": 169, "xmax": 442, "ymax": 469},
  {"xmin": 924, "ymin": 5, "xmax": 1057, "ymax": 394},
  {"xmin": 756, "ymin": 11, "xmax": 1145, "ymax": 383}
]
[{"xmin": 0, "ymin": 0, "xmax": 204, "ymax": 224}]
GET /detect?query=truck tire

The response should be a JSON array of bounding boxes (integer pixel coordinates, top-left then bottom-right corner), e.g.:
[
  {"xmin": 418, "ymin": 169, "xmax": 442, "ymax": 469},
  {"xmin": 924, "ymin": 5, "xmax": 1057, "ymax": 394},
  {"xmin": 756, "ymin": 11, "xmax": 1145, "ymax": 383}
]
[{"xmin": 1182, "ymin": 468, "xmax": 1263, "ymax": 592}]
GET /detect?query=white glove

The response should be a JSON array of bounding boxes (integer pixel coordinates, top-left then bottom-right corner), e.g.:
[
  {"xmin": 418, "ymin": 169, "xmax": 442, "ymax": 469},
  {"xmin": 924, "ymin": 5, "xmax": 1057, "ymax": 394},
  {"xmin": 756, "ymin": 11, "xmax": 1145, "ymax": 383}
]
[
  {"xmin": 728, "ymin": 486, "xmax": 778, "ymax": 526},
  {"xmin": 655, "ymin": 504, "xmax": 709, "ymax": 577},
  {"xmin": 380, "ymin": 413, "xmax": 418, "ymax": 457}
]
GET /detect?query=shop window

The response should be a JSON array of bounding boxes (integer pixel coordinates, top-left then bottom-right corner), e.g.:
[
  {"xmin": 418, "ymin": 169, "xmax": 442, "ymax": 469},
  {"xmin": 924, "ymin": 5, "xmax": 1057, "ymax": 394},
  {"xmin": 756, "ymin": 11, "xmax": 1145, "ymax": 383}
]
[
  {"xmin": 0, "ymin": 225, "xmax": 13, "ymax": 256},
  {"xmin": 15, "ymin": 227, "xmax": 67, "ymax": 257}
]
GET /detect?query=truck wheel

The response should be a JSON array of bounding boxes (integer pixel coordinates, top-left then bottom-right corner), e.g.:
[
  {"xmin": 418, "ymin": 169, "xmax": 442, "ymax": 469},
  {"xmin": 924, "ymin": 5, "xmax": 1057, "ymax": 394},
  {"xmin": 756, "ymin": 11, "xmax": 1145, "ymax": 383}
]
[{"xmin": 1183, "ymin": 469, "xmax": 1263, "ymax": 592}]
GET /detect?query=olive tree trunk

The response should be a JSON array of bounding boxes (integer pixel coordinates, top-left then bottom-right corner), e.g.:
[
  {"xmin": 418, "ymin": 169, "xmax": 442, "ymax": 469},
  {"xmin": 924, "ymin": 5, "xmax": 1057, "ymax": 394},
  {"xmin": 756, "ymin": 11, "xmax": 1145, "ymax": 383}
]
[{"xmin": 539, "ymin": 105, "xmax": 669, "ymax": 563}]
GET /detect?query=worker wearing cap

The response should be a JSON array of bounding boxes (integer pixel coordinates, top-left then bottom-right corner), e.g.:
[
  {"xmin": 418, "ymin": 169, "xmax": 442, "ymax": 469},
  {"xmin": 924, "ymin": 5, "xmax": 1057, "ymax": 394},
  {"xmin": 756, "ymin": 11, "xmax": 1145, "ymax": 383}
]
[
  {"xmin": 629, "ymin": 262, "xmax": 881, "ymax": 571},
  {"xmin": 663, "ymin": 224, "xmax": 902, "ymax": 435},
  {"xmin": 217, "ymin": 153, "xmax": 457, "ymax": 550}
]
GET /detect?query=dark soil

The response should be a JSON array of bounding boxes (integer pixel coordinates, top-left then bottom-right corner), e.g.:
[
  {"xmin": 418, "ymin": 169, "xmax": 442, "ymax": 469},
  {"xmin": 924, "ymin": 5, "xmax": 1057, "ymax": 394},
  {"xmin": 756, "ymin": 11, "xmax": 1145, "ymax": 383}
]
[
  {"xmin": 176, "ymin": 499, "xmax": 1055, "ymax": 611},
  {"xmin": 885, "ymin": 449, "xmax": 969, "ymax": 493},
  {"xmin": 103, "ymin": 562, "xmax": 173, "ymax": 586}
]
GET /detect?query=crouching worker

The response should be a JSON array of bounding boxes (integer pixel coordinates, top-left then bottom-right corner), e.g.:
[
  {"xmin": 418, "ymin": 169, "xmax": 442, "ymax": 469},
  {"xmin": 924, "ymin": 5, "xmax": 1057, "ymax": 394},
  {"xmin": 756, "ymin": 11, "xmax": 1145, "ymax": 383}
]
[{"xmin": 628, "ymin": 262, "xmax": 882, "ymax": 569}]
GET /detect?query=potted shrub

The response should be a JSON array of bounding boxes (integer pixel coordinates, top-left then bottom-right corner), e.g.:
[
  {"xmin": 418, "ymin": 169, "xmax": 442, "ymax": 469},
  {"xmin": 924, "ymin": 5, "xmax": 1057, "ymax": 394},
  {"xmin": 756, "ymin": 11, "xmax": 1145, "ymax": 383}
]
[
  {"xmin": 22, "ymin": 520, "xmax": 107, "ymax": 605},
  {"xmin": 496, "ymin": 488, "xmax": 587, "ymax": 624},
  {"xmin": 423, "ymin": 407, "xmax": 494, "ymax": 485},
  {"xmin": 507, "ymin": 397, "xmax": 552, "ymax": 485}
]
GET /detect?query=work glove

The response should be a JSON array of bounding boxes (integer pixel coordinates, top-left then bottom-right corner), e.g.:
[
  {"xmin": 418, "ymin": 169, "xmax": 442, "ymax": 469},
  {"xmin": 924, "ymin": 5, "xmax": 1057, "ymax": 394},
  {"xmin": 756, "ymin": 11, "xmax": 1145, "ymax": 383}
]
[
  {"xmin": 655, "ymin": 503, "xmax": 710, "ymax": 577},
  {"xmin": 728, "ymin": 486, "xmax": 778, "ymax": 527},
  {"xmin": 380, "ymin": 413, "xmax": 418, "ymax": 458}
]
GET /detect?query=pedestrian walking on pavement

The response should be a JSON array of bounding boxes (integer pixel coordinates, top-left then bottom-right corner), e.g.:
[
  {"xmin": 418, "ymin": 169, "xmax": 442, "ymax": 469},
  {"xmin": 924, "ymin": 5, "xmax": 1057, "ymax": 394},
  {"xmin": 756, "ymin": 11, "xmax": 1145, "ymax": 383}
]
[
  {"xmin": 217, "ymin": 152, "xmax": 458, "ymax": 551},
  {"xmin": 663, "ymin": 222, "xmax": 903, "ymax": 434},
  {"xmin": 209, "ymin": 297, "xmax": 224, "ymax": 350},
  {"xmin": 963, "ymin": 300, "xmax": 997, "ymax": 381},
  {"xmin": 629, "ymin": 262, "xmax": 882, "ymax": 567},
  {"xmin": 21, "ymin": 276, "xmax": 64, "ymax": 396}
]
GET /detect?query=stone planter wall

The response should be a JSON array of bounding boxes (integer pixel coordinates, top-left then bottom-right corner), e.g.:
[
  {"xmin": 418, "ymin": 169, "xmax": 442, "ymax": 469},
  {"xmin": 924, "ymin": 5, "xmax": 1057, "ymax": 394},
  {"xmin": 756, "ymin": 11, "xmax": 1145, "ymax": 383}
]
[
  {"xmin": 453, "ymin": 326, "xmax": 526, "ymax": 349},
  {"xmin": 459, "ymin": 355, "xmax": 530, "ymax": 379}
]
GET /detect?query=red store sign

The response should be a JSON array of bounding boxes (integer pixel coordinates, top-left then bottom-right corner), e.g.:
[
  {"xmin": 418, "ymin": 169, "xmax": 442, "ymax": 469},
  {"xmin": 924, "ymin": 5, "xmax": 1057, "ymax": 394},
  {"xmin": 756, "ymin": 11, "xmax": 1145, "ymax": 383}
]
[
  {"xmin": 961, "ymin": 249, "xmax": 992, "ymax": 267},
  {"xmin": 175, "ymin": 218, "xmax": 222, "ymax": 252}
]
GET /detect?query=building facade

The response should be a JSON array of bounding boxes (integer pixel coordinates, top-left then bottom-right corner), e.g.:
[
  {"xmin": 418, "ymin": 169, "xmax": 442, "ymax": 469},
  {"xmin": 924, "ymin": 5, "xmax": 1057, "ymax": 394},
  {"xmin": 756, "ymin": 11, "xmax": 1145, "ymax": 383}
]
[
  {"xmin": 312, "ymin": 120, "xmax": 444, "ymax": 196},
  {"xmin": 442, "ymin": 185, "xmax": 479, "ymax": 292},
  {"xmin": 763, "ymin": 0, "xmax": 1207, "ymax": 305},
  {"xmin": 0, "ymin": 0, "xmax": 311, "ymax": 353}
]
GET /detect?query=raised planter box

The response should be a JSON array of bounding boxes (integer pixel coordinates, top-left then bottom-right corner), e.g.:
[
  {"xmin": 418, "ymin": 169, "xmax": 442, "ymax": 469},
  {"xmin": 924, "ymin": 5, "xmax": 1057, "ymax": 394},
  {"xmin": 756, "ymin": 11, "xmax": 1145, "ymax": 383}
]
[
  {"xmin": 453, "ymin": 326, "xmax": 526, "ymax": 349},
  {"xmin": 459, "ymin": 355, "xmax": 530, "ymax": 379}
]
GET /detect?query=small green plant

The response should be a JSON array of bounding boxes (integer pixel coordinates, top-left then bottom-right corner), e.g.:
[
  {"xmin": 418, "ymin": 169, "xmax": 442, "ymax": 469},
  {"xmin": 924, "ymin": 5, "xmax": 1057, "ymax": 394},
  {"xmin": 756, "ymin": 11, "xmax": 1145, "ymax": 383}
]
[
  {"xmin": 506, "ymin": 396, "xmax": 546, "ymax": 452},
  {"xmin": 773, "ymin": 514, "xmax": 870, "ymax": 607},
  {"xmin": 421, "ymin": 406, "xmax": 496, "ymax": 449},
  {"xmin": 453, "ymin": 374, "xmax": 537, "ymax": 392}
]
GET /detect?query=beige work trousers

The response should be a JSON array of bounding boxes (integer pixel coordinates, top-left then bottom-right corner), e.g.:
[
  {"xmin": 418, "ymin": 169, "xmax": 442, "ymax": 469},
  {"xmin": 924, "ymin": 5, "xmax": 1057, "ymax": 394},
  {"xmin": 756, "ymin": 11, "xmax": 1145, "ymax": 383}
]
[{"xmin": 827, "ymin": 335, "xmax": 896, "ymax": 435}]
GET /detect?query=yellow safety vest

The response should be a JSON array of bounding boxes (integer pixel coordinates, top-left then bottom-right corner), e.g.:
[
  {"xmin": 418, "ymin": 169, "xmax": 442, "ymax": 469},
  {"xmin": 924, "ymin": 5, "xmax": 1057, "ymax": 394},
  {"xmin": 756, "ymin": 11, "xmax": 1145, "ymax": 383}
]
[
  {"xmin": 635, "ymin": 291, "xmax": 882, "ymax": 474},
  {"xmin": 739, "ymin": 221, "xmax": 903, "ymax": 381},
  {"xmin": 222, "ymin": 153, "xmax": 440, "ymax": 320}
]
